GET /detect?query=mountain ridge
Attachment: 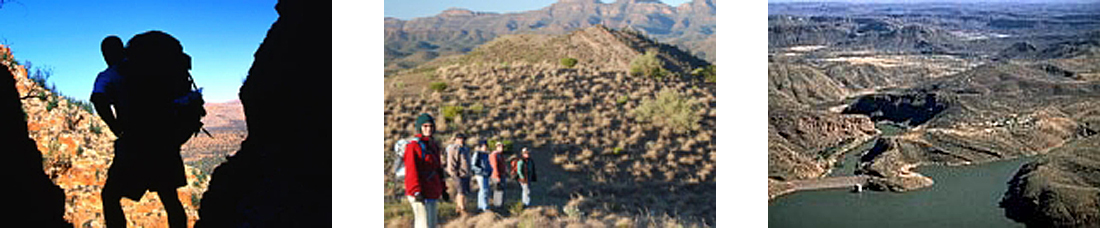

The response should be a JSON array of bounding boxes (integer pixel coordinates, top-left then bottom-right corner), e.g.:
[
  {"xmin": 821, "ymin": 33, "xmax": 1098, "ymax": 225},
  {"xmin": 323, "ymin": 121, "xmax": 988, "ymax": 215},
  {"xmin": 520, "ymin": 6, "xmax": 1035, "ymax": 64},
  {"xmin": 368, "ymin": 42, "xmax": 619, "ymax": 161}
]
[{"xmin": 384, "ymin": 0, "xmax": 715, "ymax": 75}]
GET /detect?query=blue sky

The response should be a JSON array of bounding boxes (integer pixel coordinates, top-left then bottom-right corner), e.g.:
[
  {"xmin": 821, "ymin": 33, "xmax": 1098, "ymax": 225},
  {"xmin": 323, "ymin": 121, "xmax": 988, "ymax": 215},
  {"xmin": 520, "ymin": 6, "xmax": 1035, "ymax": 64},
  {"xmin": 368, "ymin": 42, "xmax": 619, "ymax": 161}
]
[
  {"xmin": 384, "ymin": 0, "xmax": 696, "ymax": 19},
  {"xmin": 0, "ymin": 0, "xmax": 279, "ymax": 103}
]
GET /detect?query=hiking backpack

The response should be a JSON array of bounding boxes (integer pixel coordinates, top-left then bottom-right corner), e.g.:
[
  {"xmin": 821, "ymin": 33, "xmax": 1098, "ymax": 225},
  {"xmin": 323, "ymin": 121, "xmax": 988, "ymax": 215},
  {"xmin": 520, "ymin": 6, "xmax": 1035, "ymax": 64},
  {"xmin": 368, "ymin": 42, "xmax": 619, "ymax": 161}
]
[
  {"xmin": 392, "ymin": 137, "xmax": 427, "ymax": 180},
  {"xmin": 509, "ymin": 157, "xmax": 521, "ymax": 181},
  {"xmin": 173, "ymin": 75, "xmax": 209, "ymax": 139}
]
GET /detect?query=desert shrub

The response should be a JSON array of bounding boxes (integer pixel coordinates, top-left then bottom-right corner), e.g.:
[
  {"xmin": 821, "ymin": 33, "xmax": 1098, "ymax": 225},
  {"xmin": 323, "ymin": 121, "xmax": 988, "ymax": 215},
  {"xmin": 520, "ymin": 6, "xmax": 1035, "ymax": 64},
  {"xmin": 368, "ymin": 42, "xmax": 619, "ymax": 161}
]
[
  {"xmin": 632, "ymin": 89, "xmax": 701, "ymax": 134},
  {"xmin": 560, "ymin": 57, "xmax": 578, "ymax": 68},
  {"xmin": 692, "ymin": 65, "xmax": 716, "ymax": 83},
  {"xmin": 46, "ymin": 97, "xmax": 58, "ymax": 112},
  {"xmin": 70, "ymin": 98, "xmax": 94, "ymax": 113},
  {"xmin": 89, "ymin": 123, "xmax": 102, "ymax": 135},
  {"xmin": 617, "ymin": 96, "xmax": 629, "ymax": 106},
  {"xmin": 429, "ymin": 82, "xmax": 448, "ymax": 92},
  {"xmin": 510, "ymin": 200, "xmax": 526, "ymax": 216},
  {"xmin": 1, "ymin": 49, "xmax": 18, "ymax": 67},
  {"xmin": 488, "ymin": 139, "xmax": 515, "ymax": 152},
  {"xmin": 629, "ymin": 49, "xmax": 667, "ymax": 79},
  {"xmin": 191, "ymin": 192, "xmax": 201, "ymax": 208},
  {"xmin": 442, "ymin": 105, "xmax": 464, "ymax": 121},
  {"xmin": 613, "ymin": 147, "xmax": 624, "ymax": 155},
  {"xmin": 469, "ymin": 102, "xmax": 485, "ymax": 114}
]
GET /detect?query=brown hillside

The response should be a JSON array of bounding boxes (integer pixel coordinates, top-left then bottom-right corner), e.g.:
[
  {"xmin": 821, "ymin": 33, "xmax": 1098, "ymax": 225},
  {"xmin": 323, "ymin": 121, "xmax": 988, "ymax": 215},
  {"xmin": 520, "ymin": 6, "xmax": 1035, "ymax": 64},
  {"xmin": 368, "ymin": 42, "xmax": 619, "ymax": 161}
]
[{"xmin": 384, "ymin": 34, "xmax": 716, "ymax": 224}]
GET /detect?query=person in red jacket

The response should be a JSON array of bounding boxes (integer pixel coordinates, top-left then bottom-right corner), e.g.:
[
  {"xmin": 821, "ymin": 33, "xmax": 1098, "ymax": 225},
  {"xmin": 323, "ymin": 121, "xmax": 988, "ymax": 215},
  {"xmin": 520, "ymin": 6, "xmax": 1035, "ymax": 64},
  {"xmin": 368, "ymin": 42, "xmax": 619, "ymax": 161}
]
[
  {"xmin": 489, "ymin": 142, "xmax": 507, "ymax": 208},
  {"xmin": 404, "ymin": 113, "xmax": 449, "ymax": 228}
]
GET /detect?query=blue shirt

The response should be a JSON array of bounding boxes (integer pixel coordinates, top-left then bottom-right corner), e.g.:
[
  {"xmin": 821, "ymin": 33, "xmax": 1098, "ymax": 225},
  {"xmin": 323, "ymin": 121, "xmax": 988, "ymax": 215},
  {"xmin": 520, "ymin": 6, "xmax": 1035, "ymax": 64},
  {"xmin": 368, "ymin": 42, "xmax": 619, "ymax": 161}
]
[{"xmin": 92, "ymin": 66, "xmax": 123, "ymax": 102}]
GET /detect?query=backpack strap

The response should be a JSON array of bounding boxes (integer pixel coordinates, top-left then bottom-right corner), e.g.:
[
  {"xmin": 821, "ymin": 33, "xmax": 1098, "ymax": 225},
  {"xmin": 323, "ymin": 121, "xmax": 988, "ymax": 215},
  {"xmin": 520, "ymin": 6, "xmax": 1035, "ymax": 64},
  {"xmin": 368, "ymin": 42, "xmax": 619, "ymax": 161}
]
[{"xmin": 414, "ymin": 139, "xmax": 439, "ymax": 180}]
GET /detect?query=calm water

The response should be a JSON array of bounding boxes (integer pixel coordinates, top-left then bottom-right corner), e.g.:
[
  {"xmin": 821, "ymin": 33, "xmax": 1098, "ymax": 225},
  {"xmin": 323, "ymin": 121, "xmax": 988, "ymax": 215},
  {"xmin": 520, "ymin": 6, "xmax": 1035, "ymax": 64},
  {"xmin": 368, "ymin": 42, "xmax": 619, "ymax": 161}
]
[{"xmin": 769, "ymin": 157, "xmax": 1031, "ymax": 228}]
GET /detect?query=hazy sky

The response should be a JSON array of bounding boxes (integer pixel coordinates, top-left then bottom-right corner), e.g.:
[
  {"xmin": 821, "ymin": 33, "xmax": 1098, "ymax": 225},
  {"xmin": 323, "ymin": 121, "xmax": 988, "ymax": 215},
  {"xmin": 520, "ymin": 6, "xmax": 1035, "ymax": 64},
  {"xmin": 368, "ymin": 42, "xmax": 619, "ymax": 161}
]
[
  {"xmin": 384, "ymin": 0, "xmax": 696, "ymax": 19},
  {"xmin": 0, "ymin": 0, "xmax": 279, "ymax": 103}
]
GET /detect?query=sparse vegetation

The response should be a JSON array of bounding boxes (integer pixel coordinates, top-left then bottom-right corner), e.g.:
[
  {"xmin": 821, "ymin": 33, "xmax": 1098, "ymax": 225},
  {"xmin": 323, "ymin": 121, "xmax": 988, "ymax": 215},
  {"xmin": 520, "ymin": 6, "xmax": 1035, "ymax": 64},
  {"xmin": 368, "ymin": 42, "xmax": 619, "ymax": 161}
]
[
  {"xmin": 46, "ymin": 97, "xmax": 58, "ymax": 112},
  {"xmin": 71, "ymin": 99, "xmax": 94, "ymax": 113},
  {"xmin": 509, "ymin": 201, "xmax": 525, "ymax": 216},
  {"xmin": 89, "ymin": 123, "xmax": 102, "ymax": 135},
  {"xmin": 633, "ymin": 89, "xmax": 701, "ymax": 134},
  {"xmin": 693, "ymin": 65, "xmax": 716, "ymax": 83},
  {"xmin": 442, "ymin": 105, "xmax": 464, "ymax": 121},
  {"xmin": 429, "ymin": 81, "xmax": 448, "ymax": 92},
  {"xmin": 469, "ymin": 102, "xmax": 485, "ymax": 114},
  {"xmin": 488, "ymin": 139, "xmax": 514, "ymax": 152},
  {"xmin": 384, "ymin": 24, "xmax": 718, "ymax": 226},
  {"xmin": 560, "ymin": 57, "xmax": 578, "ymax": 68},
  {"xmin": 630, "ymin": 49, "xmax": 668, "ymax": 79}
]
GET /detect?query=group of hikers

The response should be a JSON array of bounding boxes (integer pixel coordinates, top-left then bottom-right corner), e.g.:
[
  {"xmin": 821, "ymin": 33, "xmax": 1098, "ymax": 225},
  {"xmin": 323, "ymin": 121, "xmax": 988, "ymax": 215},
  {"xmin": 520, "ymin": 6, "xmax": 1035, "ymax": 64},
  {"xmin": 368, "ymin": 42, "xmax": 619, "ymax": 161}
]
[
  {"xmin": 399, "ymin": 113, "xmax": 539, "ymax": 228},
  {"xmin": 91, "ymin": 31, "xmax": 207, "ymax": 228}
]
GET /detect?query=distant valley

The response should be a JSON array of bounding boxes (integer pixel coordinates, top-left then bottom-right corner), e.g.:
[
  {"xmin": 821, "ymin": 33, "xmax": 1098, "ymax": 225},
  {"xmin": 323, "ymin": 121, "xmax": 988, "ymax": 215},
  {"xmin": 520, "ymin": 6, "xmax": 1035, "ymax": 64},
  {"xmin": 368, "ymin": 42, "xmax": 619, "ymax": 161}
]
[{"xmin": 767, "ymin": 2, "xmax": 1100, "ymax": 227}]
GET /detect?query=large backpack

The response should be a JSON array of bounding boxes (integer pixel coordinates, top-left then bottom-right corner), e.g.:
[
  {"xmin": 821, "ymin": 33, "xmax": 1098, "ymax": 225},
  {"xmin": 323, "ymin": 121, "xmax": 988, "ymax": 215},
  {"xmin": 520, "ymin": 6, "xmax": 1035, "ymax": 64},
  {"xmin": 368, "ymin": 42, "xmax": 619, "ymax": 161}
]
[
  {"xmin": 509, "ymin": 157, "xmax": 521, "ymax": 181},
  {"xmin": 172, "ymin": 75, "xmax": 209, "ymax": 140},
  {"xmin": 120, "ymin": 31, "xmax": 208, "ymax": 144},
  {"xmin": 391, "ymin": 137, "xmax": 427, "ymax": 180}
]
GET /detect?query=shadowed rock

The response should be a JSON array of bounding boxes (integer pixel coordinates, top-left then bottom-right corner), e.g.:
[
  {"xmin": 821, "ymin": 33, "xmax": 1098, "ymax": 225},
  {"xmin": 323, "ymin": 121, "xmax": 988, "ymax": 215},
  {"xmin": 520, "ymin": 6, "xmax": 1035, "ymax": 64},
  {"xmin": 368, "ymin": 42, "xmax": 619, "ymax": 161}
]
[
  {"xmin": 194, "ymin": 0, "xmax": 331, "ymax": 227},
  {"xmin": 0, "ymin": 61, "xmax": 70, "ymax": 226}
]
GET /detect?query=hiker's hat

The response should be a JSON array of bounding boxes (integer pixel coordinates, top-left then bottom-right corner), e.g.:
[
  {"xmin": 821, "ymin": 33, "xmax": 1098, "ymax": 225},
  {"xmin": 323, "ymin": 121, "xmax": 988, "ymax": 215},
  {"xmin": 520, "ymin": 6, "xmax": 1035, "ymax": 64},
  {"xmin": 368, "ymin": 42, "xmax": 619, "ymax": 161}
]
[{"xmin": 415, "ymin": 113, "xmax": 434, "ymax": 134}]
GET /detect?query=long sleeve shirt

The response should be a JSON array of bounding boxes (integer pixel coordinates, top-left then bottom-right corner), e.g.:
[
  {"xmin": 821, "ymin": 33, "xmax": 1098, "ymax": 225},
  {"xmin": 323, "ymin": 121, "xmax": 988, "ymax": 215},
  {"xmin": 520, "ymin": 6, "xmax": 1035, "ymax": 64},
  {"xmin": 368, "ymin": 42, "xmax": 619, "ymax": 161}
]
[
  {"xmin": 445, "ymin": 144, "xmax": 470, "ymax": 178},
  {"xmin": 489, "ymin": 150, "xmax": 504, "ymax": 181}
]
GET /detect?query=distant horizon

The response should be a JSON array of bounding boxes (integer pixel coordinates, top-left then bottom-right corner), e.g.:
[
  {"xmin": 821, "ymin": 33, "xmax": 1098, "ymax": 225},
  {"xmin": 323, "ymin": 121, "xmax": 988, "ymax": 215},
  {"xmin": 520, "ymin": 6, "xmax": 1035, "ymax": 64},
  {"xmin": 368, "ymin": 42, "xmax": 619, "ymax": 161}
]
[{"xmin": 384, "ymin": 0, "xmax": 695, "ymax": 20}]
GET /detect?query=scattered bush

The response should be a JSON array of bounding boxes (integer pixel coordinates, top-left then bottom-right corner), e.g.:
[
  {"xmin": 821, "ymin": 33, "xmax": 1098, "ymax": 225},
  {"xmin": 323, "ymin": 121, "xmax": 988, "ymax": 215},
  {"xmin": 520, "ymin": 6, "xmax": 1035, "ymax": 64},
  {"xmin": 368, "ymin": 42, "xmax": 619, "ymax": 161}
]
[
  {"xmin": 613, "ymin": 147, "xmax": 624, "ymax": 155},
  {"xmin": 488, "ymin": 139, "xmax": 515, "ymax": 152},
  {"xmin": 442, "ymin": 105, "xmax": 464, "ymax": 121},
  {"xmin": 46, "ymin": 97, "xmax": 58, "ymax": 112},
  {"xmin": 510, "ymin": 200, "xmax": 525, "ymax": 216},
  {"xmin": 632, "ymin": 89, "xmax": 701, "ymax": 134},
  {"xmin": 70, "ymin": 99, "xmax": 95, "ymax": 113},
  {"xmin": 629, "ymin": 49, "xmax": 668, "ymax": 79},
  {"xmin": 692, "ymin": 65, "xmax": 716, "ymax": 83},
  {"xmin": 429, "ymin": 82, "xmax": 448, "ymax": 92},
  {"xmin": 560, "ymin": 57, "xmax": 578, "ymax": 68},
  {"xmin": 617, "ymin": 96, "xmax": 629, "ymax": 106},
  {"xmin": 469, "ymin": 102, "xmax": 485, "ymax": 114}
]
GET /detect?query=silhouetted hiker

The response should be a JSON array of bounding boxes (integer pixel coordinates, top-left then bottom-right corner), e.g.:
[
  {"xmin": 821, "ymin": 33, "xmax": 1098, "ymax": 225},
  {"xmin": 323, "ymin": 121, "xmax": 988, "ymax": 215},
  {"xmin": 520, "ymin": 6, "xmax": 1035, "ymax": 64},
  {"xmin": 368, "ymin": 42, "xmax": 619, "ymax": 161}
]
[
  {"xmin": 515, "ymin": 147, "xmax": 538, "ymax": 207},
  {"xmin": 91, "ymin": 36, "xmax": 126, "ymax": 136},
  {"xmin": 470, "ymin": 140, "xmax": 492, "ymax": 212},
  {"xmin": 445, "ymin": 133, "xmax": 471, "ymax": 215},
  {"xmin": 404, "ymin": 113, "xmax": 449, "ymax": 228},
  {"xmin": 101, "ymin": 31, "xmax": 202, "ymax": 228},
  {"xmin": 489, "ymin": 142, "xmax": 507, "ymax": 208}
]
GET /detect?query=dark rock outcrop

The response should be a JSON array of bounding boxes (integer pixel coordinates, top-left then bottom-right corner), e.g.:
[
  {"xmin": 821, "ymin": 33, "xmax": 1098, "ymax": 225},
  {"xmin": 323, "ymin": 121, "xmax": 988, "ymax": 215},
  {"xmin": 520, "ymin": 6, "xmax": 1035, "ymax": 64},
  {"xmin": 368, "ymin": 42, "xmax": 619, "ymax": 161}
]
[
  {"xmin": 0, "ymin": 61, "xmax": 69, "ymax": 226},
  {"xmin": 843, "ymin": 93, "xmax": 949, "ymax": 127},
  {"xmin": 1001, "ymin": 136, "xmax": 1100, "ymax": 228},
  {"xmin": 194, "ymin": 0, "xmax": 331, "ymax": 227}
]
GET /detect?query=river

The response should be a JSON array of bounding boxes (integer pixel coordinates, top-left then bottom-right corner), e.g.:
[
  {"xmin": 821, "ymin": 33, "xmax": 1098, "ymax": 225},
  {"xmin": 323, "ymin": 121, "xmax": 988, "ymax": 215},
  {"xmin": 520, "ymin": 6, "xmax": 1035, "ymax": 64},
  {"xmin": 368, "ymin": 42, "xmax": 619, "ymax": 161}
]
[{"xmin": 769, "ymin": 156, "xmax": 1032, "ymax": 227}]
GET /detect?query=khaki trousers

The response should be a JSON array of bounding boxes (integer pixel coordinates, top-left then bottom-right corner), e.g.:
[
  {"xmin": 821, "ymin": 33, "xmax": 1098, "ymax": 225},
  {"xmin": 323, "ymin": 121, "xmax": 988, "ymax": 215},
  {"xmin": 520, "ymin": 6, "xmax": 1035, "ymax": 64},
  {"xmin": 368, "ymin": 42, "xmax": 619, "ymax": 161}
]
[{"xmin": 407, "ymin": 196, "xmax": 438, "ymax": 228}]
